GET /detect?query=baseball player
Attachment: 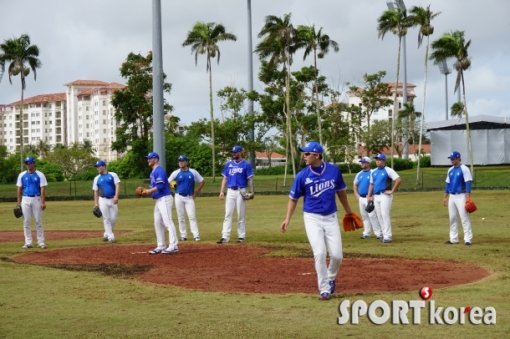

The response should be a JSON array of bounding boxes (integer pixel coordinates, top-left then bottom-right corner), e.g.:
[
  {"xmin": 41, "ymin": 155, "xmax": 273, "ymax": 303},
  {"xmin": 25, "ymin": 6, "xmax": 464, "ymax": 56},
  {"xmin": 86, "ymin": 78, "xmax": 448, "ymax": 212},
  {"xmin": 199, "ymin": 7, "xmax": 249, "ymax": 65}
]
[
  {"xmin": 217, "ymin": 145, "xmax": 254, "ymax": 244},
  {"xmin": 16, "ymin": 156, "xmax": 48, "ymax": 249},
  {"xmin": 92, "ymin": 160, "xmax": 120, "ymax": 242},
  {"xmin": 443, "ymin": 151, "xmax": 473, "ymax": 245},
  {"xmin": 367, "ymin": 153, "xmax": 401, "ymax": 244},
  {"xmin": 142, "ymin": 151, "xmax": 179, "ymax": 254},
  {"xmin": 168, "ymin": 155, "xmax": 205, "ymax": 241},
  {"xmin": 354, "ymin": 156, "xmax": 382, "ymax": 239},
  {"xmin": 280, "ymin": 141, "xmax": 355, "ymax": 301}
]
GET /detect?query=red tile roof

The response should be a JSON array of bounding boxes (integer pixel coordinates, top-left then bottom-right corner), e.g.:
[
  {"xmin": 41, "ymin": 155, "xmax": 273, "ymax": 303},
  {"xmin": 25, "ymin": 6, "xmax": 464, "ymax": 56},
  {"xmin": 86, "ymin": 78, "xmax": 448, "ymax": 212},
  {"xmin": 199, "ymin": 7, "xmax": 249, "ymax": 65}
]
[
  {"xmin": 8, "ymin": 93, "xmax": 66, "ymax": 106},
  {"xmin": 65, "ymin": 80, "xmax": 109, "ymax": 86}
]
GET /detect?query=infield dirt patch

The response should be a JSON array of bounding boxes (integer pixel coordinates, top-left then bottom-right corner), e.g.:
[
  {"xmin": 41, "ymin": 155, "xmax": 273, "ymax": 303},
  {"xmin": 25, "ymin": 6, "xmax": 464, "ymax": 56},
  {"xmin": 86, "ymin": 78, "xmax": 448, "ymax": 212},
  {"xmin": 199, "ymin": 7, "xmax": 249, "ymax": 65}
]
[{"xmin": 11, "ymin": 241, "xmax": 490, "ymax": 295}]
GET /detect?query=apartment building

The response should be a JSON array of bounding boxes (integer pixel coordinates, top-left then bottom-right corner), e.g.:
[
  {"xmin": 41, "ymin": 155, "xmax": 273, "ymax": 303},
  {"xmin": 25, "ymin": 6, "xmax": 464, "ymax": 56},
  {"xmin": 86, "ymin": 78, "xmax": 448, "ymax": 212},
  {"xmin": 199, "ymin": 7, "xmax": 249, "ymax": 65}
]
[
  {"xmin": 0, "ymin": 80, "xmax": 124, "ymax": 161},
  {"xmin": 346, "ymin": 82, "xmax": 416, "ymax": 124}
]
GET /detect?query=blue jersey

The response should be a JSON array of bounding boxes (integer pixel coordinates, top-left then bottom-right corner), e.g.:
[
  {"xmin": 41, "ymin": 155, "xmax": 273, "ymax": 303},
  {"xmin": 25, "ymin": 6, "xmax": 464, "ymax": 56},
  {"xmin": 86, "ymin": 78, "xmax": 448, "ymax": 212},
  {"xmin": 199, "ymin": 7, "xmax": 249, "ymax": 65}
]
[
  {"xmin": 168, "ymin": 168, "xmax": 204, "ymax": 196},
  {"xmin": 222, "ymin": 159, "xmax": 254, "ymax": 189},
  {"xmin": 370, "ymin": 166, "xmax": 399, "ymax": 194},
  {"xmin": 289, "ymin": 162, "xmax": 347, "ymax": 215},
  {"xmin": 150, "ymin": 165, "xmax": 172, "ymax": 199},
  {"xmin": 16, "ymin": 170, "xmax": 48, "ymax": 196},
  {"xmin": 353, "ymin": 169, "xmax": 372, "ymax": 197},
  {"xmin": 445, "ymin": 164, "xmax": 472, "ymax": 194},
  {"xmin": 93, "ymin": 172, "xmax": 120, "ymax": 198}
]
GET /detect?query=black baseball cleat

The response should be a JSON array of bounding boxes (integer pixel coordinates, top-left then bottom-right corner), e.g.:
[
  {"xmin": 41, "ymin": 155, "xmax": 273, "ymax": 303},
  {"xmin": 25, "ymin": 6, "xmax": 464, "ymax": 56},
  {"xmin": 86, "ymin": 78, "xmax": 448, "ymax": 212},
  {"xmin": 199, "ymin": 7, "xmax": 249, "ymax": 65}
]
[
  {"xmin": 445, "ymin": 240, "xmax": 459, "ymax": 244},
  {"xmin": 216, "ymin": 238, "xmax": 227, "ymax": 244},
  {"xmin": 237, "ymin": 238, "xmax": 245, "ymax": 243},
  {"xmin": 465, "ymin": 242, "xmax": 472, "ymax": 246}
]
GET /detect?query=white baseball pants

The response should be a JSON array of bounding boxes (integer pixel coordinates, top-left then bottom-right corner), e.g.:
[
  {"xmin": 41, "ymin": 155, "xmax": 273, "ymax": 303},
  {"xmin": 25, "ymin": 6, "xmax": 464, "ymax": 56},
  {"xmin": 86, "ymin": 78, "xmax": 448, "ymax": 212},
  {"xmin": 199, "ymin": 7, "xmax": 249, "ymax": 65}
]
[
  {"xmin": 358, "ymin": 197, "xmax": 382, "ymax": 238},
  {"xmin": 303, "ymin": 212, "xmax": 343, "ymax": 295},
  {"xmin": 175, "ymin": 194, "xmax": 200, "ymax": 239},
  {"xmin": 221, "ymin": 188, "xmax": 247, "ymax": 240},
  {"xmin": 153, "ymin": 195, "xmax": 178, "ymax": 248},
  {"xmin": 21, "ymin": 196, "xmax": 45, "ymax": 246},
  {"xmin": 99, "ymin": 197, "xmax": 118, "ymax": 241},
  {"xmin": 373, "ymin": 193, "xmax": 394, "ymax": 241},
  {"xmin": 448, "ymin": 193, "xmax": 473, "ymax": 243}
]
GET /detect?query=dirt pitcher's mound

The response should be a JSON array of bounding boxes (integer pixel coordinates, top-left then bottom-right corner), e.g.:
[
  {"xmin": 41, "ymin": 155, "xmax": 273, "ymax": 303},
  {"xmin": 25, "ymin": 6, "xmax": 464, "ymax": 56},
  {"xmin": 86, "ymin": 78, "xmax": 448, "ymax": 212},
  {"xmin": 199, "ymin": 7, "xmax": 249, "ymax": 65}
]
[{"xmin": 12, "ymin": 244, "xmax": 490, "ymax": 295}]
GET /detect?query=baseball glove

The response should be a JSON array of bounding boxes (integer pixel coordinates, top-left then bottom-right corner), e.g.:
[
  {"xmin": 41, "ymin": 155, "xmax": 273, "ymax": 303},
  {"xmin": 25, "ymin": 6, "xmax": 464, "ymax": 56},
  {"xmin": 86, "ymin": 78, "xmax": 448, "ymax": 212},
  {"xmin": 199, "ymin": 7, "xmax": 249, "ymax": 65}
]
[
  {"xmin": 241, "ymin": 192, "xmax": 254, "ymax": 200},
  {"xmin": 13, "ymin": 205, "xmax": 23, "ymax": 218},
  {"xmin": 93, "ymin": 206, "xmax": 102, "ymax": 218},
  {"xmin": 170, "ymin": 180, "xmax": 177, "ymax": 190},
  {"xmin": 465, "ymin": 198, "xmax": 477, "ymax": 213},
  {"xmin": 342, "ymin": 213, "xmax": 363, "ymax": 232},
  {"xmin": 135, "ymin": 186, "xmax": 146, "ymax": 197},
  {"xmin": 365, "ymin": 200, "xmax": 375, "ymax": 213}
]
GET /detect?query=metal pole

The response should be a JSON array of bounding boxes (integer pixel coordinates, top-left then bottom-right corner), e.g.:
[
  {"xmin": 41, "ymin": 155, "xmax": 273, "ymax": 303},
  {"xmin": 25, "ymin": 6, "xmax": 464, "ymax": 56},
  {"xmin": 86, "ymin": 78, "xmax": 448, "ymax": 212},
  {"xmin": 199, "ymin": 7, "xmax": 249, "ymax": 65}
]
[
  {"xmin": 152, "ymin": 0, "xmax": 165, "ymax": 169},
  {"xmin": 445, "ymin": 73, "xmax": 449, "ymax": 120},
  {"xmin": 247, "ymin": 0, "xmax": 256, "ymax": 170}
]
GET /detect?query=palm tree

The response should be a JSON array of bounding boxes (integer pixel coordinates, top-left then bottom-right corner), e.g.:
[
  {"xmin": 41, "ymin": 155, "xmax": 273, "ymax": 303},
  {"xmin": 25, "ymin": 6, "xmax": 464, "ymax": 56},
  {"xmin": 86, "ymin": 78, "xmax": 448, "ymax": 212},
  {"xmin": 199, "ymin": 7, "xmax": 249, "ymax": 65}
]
[
  {"xmin": 409, "ymin": 5, "xmax": 440, "ymax": 185},
  {"xmin": 256, "ymin": 13, "xmax": 299, "ymax": 177},
  {"xmin": 377, "ymin": 8, "xmax": 413, "ymax": 167},
  {"xmin": 0, "ymin": 34, "xmax": 41, "ymax": 170},
  {"xmin": 296, "ymin": 25, "xmax": 339, "ymax": 146},
  {"xmin": 430, "ymin": 31, "xmax": 474, "ymax": 176},
  {"xmin": 182, "ymin": 22, "xmax": 237, "ymax": 181}
]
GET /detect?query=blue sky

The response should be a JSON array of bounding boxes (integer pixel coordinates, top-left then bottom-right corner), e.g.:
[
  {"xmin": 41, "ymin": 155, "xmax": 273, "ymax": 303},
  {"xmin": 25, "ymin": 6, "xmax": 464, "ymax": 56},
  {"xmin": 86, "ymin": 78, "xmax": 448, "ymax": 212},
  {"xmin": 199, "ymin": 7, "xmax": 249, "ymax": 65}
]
[{"xmin": 1, "ymin": 0, "xmax": 509, "ymax": 125}]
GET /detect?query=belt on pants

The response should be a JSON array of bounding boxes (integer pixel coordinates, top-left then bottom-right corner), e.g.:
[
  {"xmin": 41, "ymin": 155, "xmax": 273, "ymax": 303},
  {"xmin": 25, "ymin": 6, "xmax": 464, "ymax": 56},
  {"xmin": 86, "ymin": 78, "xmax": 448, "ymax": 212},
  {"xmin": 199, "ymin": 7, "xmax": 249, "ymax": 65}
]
[
  {"xmin": 23, "ymin": 195, "xmax": 39, "ymax": 197},
  {"xmin": 359, "ymin": 194, "xmax": 367, "ymax": 198},
  {"xmin": 100, "ymin": 196, "xmax": 113, "ymax": 199},
  {"xmin": 229, "ymin": 186, "xmax": 239, "ymax": 190},
  {"xmin": 449, "ymin": 192, "xmax": 465, "ymax": 195},
  {"xmin": 374, "ymin": 192, "xmax": 383, "ymax": 195},
  {"xmin": 177, "ymin": 193, "xmax": 191, "ymax": 197}
]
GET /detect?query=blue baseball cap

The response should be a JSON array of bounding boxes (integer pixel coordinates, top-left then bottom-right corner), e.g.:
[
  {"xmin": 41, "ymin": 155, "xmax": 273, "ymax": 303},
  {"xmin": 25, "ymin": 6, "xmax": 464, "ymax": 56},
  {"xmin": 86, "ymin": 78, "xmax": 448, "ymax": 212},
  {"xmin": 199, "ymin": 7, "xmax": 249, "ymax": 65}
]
[
  {"xmin": 374, "ymin": 153, "xmax": 386, "ymax": 161},
  {"xmin": 95, "ymin": 160, "xmax": 106, "ymax": 167},
  {"xmin": 178, "ymin": 155, "xmax": 189, "ymax": 162},
  {"xmin": 448, "ymin": 151, "xmax": 461, "ymax": 159},
  {"xmin": 146, "ymin": 151, "xmax": 159, "ymax": 160},
  {"xmin": 24, "ymin": 156, "xmax": 35, "ymax": 164},
  {"xmin": 231, "ymin": 145, "xmax": 243, "ymax": 153},
  {"xmin": 299, "ymin": 141, "xmax": 323, "ymax": 154}
]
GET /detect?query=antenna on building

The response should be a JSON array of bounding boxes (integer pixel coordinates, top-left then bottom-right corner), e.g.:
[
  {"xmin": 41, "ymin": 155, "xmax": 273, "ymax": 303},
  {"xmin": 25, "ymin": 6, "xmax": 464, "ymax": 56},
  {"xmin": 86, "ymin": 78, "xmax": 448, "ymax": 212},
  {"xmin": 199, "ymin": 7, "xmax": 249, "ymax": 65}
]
[{"xmin": 438, "ymin": 60, "xmax": 451, "ymax": 120}]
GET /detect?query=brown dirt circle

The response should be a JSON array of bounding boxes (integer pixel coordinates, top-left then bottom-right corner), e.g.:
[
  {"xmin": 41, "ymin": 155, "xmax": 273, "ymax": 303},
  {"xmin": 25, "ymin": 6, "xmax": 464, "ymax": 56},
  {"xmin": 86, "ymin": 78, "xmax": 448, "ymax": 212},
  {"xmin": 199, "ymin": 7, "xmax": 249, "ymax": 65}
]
[{"xmin": 11, "ymin": 240, "xmax": 491, "ymax": 295}]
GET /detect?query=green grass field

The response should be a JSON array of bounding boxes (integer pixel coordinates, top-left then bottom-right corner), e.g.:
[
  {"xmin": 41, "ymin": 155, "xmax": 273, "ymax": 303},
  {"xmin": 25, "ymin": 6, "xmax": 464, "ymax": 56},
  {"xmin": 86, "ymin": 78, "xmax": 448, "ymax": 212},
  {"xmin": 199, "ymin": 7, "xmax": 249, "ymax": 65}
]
[{"xmin": 1, "ymin": 190, "xmax": 509, "ymax": 338}]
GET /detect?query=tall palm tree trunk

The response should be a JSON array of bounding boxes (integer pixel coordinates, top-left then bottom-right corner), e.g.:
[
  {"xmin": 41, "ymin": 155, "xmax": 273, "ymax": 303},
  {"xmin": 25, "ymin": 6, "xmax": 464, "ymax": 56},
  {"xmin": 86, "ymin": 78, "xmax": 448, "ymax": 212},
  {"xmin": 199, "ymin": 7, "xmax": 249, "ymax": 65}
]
[
  {"xmin": 208, "ymin": 64, "xmax": 216, "ymax": 182},
  {"xmin": 416, "ymin": 36, "xmax": 430, "ymax": 186},
  {"xmin": 390, "ymin": 37, "xmax": 402, "ymax": 168},
  {"xmin": 313, "ymin": 51, "xmax": 323, "ymax": 146},
  {"xmin": 285, "ymin": 62, "xmax": 296, "ymax": 176}
]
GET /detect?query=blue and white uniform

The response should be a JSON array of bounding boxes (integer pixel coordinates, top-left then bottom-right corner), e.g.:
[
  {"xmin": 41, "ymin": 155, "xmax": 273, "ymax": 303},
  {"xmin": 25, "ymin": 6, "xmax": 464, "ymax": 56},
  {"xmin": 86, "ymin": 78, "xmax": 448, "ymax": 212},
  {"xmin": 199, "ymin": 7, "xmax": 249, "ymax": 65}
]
[
  {"xmin": 289, "ymin": 162, "xmax": 346, "ymax": 296},
  {"xmin": 220, "ymin": 159, "xmax": 254, "ymax": 241},
  {"xmin": 445, "ymin": 163, "xmax": 473, "ymax": 243},
  {"xmin": 168, "ymin": 168, "xmax": 204, "ymax": 240},
  {"xmin": 369, "ymin": 165, "xmax": 400, "ymax": 242},
  {"xmin": 16, "ymin": 170, "xmax": 48, "ymax": 247},
  {"xmin": 354, "ymin": 168, "xmax": 381, "ymax": 238},
  {"xmin": 92, "ymin": 172, "xmax": 120, "ymax": 241},
  {"xmin": 150, "ymin": 165, "xmax": 178, "ymax": 251}
]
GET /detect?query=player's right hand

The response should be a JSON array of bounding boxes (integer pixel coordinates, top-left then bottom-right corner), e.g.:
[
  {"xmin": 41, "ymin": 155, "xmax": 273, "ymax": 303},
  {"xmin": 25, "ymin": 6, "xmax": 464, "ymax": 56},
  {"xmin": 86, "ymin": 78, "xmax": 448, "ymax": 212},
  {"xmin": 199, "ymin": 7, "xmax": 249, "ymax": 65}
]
[{"xmin": 280, "ymin": 220, "xmax": 289, "ymax": 233}]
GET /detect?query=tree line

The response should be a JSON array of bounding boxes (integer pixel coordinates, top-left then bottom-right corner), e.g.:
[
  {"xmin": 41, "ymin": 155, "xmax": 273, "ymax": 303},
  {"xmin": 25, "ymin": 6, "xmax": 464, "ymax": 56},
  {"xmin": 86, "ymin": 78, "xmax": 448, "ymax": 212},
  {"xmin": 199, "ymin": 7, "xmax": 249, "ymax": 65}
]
[{"xmin": 1, "ymin": 4, "xmax": 473, "ymax": 183}]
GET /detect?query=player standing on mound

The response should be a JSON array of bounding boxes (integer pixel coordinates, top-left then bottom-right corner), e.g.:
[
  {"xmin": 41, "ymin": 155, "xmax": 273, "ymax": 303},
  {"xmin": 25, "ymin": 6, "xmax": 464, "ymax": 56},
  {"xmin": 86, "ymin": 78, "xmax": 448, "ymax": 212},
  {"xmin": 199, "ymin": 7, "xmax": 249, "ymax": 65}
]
[
  {"xmin": 280, "ymin": 141, "xmax": 355, "ymax": 301},
  {"xmin": 92, "ymin": 160, "xmax": 120, "ymax": 243},
  {"xmin": 138, "ymin": 152, "xmax": 179, "ymax": 255}
]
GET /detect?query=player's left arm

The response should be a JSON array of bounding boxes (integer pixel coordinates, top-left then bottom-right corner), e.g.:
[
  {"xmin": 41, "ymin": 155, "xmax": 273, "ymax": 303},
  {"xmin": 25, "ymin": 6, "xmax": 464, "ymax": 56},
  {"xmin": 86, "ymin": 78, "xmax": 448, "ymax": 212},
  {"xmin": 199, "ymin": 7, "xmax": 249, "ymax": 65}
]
[
  {"xmin": 40, "ymin": 186, "xmax": 46, "ymax": 210},
  {"xmin": 391, "ymin": 177, "xmax": 401, "ymax": 194},
  {"xmin": 114, "ymin": 182, "xmax": 120, "ymax": 204}
]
